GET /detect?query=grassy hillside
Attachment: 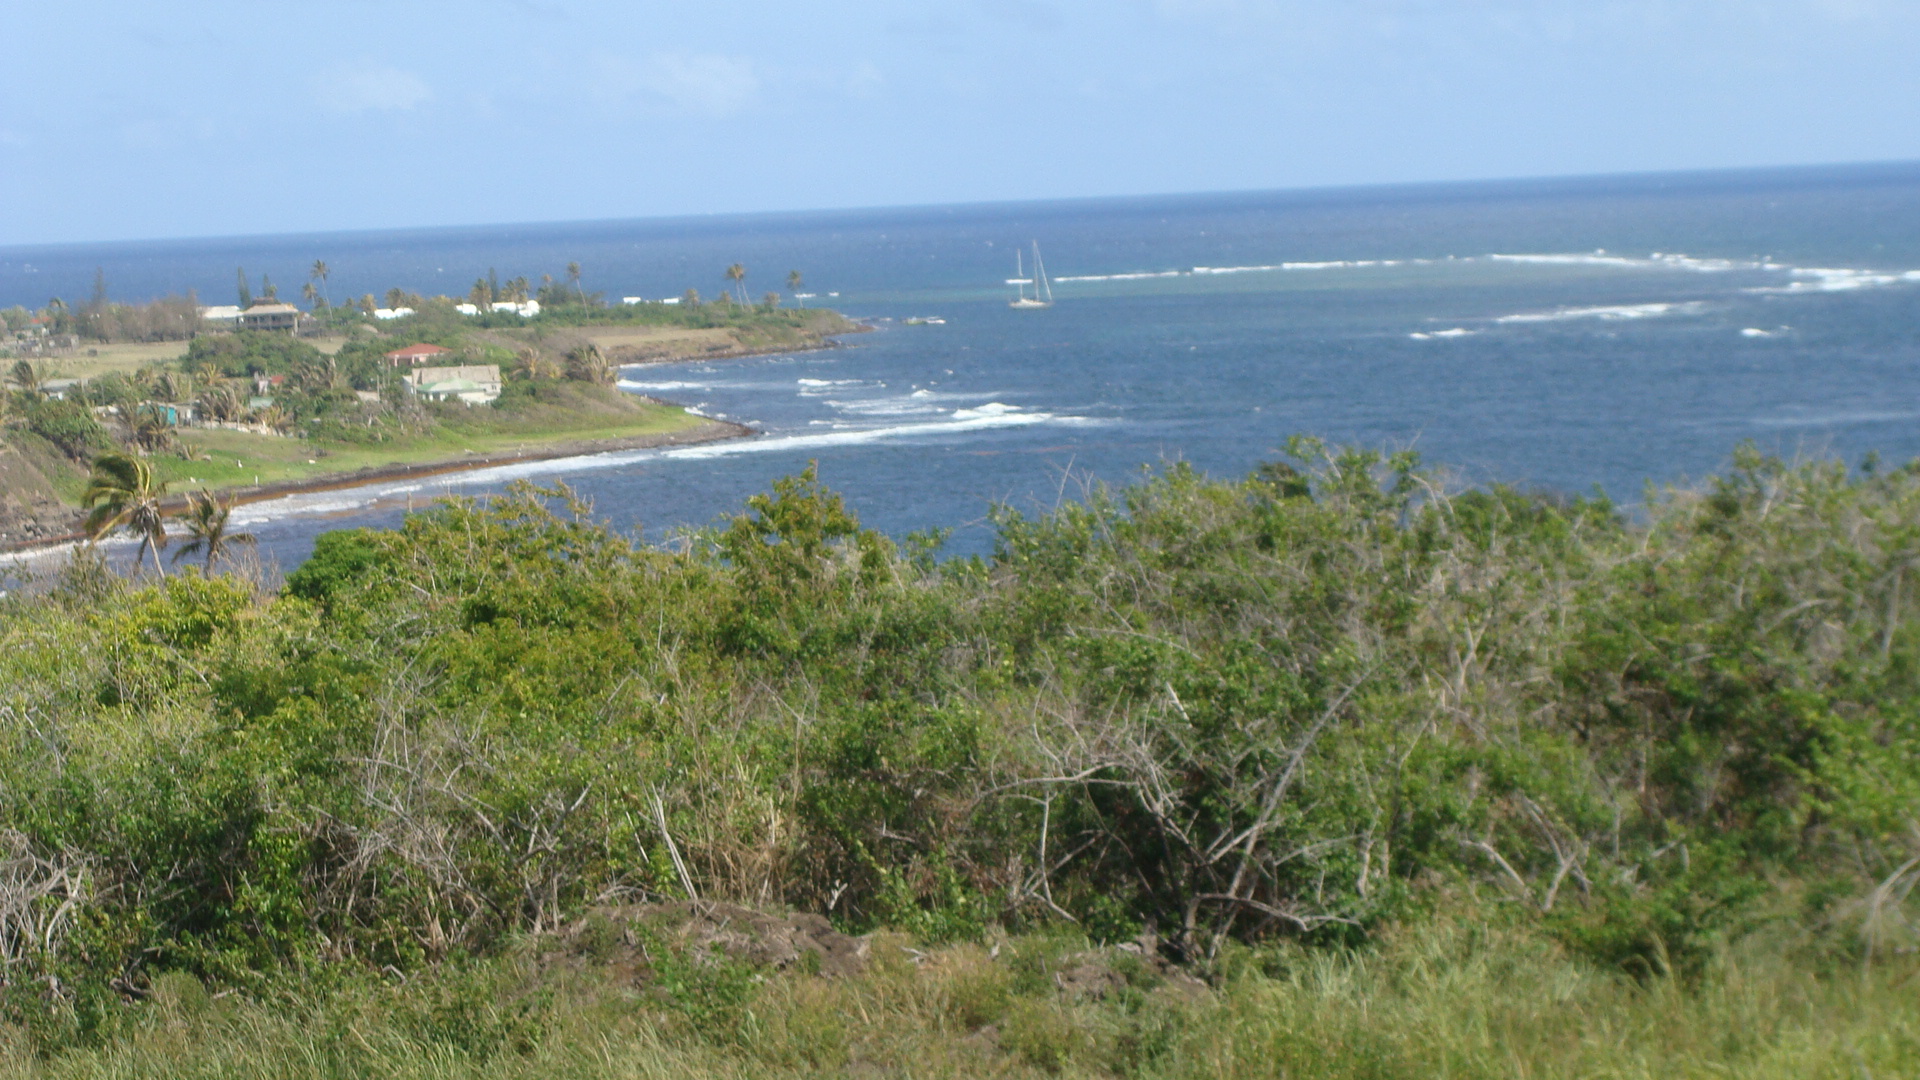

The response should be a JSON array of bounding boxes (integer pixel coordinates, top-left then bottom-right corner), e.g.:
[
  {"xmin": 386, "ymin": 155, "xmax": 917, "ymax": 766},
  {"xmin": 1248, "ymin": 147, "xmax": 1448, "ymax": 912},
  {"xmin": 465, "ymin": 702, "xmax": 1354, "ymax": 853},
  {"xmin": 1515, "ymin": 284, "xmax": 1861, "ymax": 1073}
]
[
  {"xmin": 1, "ymin": 442, "xmax": 1917, "ymax": 1074},
  {"xmin": 155, "ymin": 382, "xmax": 709, "ymax": 491}
]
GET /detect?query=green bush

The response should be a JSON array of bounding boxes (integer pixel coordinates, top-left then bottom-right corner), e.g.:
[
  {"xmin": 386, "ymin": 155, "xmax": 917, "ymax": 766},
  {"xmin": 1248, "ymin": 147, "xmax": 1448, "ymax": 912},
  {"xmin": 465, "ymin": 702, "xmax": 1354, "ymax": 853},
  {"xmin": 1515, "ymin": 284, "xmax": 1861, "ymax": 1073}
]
[
  {"xmin": 24, "ymin": 396, "xmax": 111, "ymax": 459},
  {"xmin": 1, "ymin": 444, "xmax": 1919, "ymax": 1055}
]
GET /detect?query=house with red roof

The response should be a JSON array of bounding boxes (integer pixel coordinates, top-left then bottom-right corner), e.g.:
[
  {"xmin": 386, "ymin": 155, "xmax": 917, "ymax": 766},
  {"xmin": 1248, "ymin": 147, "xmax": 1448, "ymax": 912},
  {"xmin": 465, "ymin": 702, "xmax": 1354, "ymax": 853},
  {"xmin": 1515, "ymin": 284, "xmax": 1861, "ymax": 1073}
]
[{"xmin": 384, "ymin": 343, "xmax": 455, "ymax": 368}]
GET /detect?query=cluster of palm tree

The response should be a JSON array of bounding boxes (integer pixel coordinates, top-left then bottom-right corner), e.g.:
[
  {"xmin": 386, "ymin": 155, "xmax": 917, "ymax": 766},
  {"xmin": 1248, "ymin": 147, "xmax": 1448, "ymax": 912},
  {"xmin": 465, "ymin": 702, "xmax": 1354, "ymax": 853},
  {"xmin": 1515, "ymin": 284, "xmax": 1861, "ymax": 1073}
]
[
  {"xmin": 508, "ymin": 344, "xmax": 610, "ymax": 386},
  {"xmin": 512, "ymin": 347, "xmax": 558, "ymax": 381},
  {"xmin": 81, "ymin": 452, "xmax": 254, "ymax": 577},
  {"xmin": 127, "ymin": 403, "xmax": 178, "ymax": 454},
  {"xmin": 470, "ymin": 272, "xmax": 533, "ymax": 311},
  {"xmin": 564, "ymin": 344, "xmax": 612, "ymax": 385}
]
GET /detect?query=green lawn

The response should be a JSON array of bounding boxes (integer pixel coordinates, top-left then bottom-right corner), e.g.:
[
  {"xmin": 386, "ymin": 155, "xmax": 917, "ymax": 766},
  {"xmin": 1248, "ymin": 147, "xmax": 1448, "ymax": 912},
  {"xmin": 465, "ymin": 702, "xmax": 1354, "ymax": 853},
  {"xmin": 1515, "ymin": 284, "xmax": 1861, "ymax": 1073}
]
[{"xmin": 157, "ymin": 397, "xmax": 708, "ymax": 493}]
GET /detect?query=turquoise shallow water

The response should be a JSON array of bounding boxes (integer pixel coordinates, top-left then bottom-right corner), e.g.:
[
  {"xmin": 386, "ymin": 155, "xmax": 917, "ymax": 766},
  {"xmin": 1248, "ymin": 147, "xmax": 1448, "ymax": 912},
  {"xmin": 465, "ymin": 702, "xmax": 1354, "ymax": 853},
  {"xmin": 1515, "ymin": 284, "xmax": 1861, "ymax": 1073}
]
[{"xmin": 5, "ymin": 162, "xmax": 1919, "ymax": 566}]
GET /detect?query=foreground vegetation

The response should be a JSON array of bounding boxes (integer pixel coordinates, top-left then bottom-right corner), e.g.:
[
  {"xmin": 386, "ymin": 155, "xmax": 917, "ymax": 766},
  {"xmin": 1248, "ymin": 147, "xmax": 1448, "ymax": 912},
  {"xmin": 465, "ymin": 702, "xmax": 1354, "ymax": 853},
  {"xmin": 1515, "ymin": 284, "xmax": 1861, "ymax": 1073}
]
[{"xmin": 2, "ymin": 442, "xmax": 1918, "ymax": 1074}]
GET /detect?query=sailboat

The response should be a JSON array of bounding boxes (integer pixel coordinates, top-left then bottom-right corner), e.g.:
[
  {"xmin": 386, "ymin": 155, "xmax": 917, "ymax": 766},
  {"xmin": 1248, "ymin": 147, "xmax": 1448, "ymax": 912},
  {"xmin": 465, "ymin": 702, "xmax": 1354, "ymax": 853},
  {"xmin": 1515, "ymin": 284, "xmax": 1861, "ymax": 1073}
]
[{"xmin": 1007, "ymin": 242, "xmax": 1053, "ymax": 309}]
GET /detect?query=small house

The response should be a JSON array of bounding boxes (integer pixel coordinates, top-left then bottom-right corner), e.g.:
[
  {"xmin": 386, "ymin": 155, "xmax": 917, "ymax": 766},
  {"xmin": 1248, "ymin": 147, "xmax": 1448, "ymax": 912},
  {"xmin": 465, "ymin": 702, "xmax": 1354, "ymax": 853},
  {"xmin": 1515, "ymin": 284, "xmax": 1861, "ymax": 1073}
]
[
  {"xmin": 384, "ymin": 343, "xmax": 454, "ymax": 368},
  {"xmin": 405, "ymin": 364, "xmax": 501, "ymax": 405}
]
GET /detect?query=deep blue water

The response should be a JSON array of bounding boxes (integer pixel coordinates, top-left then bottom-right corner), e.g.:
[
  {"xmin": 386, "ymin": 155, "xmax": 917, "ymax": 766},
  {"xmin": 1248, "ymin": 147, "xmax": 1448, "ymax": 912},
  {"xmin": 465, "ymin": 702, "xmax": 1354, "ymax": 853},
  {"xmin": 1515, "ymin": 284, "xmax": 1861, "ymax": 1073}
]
[{"xmin": 5, "ymin": 162, "xmax": 1920, "ymax": 570}]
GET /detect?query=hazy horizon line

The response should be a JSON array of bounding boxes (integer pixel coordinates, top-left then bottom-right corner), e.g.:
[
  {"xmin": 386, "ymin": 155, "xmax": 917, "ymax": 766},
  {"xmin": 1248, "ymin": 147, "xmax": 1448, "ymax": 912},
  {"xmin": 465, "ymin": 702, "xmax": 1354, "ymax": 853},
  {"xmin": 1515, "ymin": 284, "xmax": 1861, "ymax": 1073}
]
[{"xmin": 8, "ymin": 157, "xmax": 1919, "ymax": 256}]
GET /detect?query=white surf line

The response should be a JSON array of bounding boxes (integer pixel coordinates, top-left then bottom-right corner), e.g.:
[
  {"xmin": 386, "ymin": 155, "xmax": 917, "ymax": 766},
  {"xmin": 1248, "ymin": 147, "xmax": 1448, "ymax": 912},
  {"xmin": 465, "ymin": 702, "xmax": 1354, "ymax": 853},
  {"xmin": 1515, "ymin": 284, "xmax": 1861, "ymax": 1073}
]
[
  {"xmin": 1488, "ymin": 251, "xmax": 1775, "ymax": 273},
  {"xmin": 1055, "ymin": 259, "xmax": 1423, "ymax": 283},
  {"xmin": 662, "ymin": 406, "xmax": 1058, "ymax": 460},
  {"xmin": 1060, "ymin": 251, "xmax": 1920, "ymax": 293},
  {"xmin": 219, "ymin": 407, "xmax": 1083, "ymax": 523},
  {"xmin": 1494, "ymin": 301, "xmax": 1709, "ymax": 324}
]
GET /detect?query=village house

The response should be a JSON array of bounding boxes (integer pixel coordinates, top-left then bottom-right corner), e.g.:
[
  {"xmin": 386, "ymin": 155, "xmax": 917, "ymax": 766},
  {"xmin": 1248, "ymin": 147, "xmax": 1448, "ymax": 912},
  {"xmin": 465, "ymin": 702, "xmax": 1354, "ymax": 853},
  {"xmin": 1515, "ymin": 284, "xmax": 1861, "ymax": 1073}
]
[
  {"xmin": 383, "ymin": 343, "xmax": 454, "ymax": 368},
  {"xmin": 237, "ymin": 301, "xmax": 301, "ymax": 332},
  {"xmin": 405, "ymin": 364, "xmax": 501, "ymax": 405}
]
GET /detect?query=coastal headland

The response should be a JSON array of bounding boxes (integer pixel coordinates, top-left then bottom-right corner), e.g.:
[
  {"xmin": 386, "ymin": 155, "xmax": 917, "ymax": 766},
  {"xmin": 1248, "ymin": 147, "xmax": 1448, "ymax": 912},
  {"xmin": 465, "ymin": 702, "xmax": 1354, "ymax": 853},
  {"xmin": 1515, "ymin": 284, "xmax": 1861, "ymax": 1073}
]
[{"xmin": 0, "ymin": 289, "xmax": 860, "ymax": 551}]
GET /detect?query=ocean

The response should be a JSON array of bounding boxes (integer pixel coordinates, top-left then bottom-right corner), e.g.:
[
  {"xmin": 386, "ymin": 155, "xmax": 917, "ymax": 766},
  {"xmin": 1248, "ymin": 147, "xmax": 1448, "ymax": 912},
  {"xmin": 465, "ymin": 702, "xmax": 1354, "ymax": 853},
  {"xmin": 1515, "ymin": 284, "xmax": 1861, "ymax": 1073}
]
[{"xmin": 5, "ymin": 161, "xmax": 1920, "ymax": 567}]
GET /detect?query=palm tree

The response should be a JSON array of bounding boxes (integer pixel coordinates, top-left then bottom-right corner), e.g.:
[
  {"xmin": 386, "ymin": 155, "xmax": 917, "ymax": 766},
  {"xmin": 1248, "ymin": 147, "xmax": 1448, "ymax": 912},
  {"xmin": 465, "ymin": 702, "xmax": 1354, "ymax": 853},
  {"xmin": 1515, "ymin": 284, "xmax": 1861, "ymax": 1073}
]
[
  {"xmin": 302, "ymin": 281, "xmax": 319, "ymax": 308},
  {"xmin": 254, "ymin": 404, "xmax": 293, "ymax": 434},
  {"xmin": 172, "ymin": 490, "xmax": 255, "ymax": 571},
  {"xmin": 512, "ymin": 347, "xmax": 556, "ymax": 381},
  {"xmin": 567, "ymin": 262, "xmax": 584, "ymax": 305},
  {"xmin": 311, "ymin": 260, "xmax": 330, "ymax": 306},
  {"xmin": 82, "ymin": 452, "xmax": 170, "ymax": 577},
  {"xmin": 787, "ymin": 270, "xmax": 804, "ymax": 307},
  {"xmin": 295, "ymin": 353, "xmax": 339, "ymax": 394},
  {"xmin": 725, "ymin": 263, "xmax": 746, "ymax": 304},
  {"xmin": 155, "ymin": 370, "xmax": 190, "ymax": 402},
  {"xmin": 129, "ymin": 402, "xmax": 178, "ymax": 454},
  {"xmin": 8, "ymin": 359, "xmax": 46, "ymax": 400},
  {"xmin": 565, "ymin": 343, "xmax": 612, "ymax": 385},
  {"xmin": 196, "ymin": 382, "xmax": 243, "ymax": 423}
]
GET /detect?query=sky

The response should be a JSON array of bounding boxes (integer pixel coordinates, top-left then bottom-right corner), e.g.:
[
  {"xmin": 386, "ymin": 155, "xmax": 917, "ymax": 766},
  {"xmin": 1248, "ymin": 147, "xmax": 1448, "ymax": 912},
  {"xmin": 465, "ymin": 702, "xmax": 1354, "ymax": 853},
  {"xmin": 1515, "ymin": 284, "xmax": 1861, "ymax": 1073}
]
[{"xmin": 3, "ymin": 0, "xmax": 1918, "ymax": 246}]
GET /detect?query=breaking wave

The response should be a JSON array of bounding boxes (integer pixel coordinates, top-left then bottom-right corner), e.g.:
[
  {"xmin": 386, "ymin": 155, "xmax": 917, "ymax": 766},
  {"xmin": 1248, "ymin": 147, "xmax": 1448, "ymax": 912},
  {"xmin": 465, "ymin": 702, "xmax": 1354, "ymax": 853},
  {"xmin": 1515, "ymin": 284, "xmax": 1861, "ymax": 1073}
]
[{"xmin": 1495, "ymin": 301, "xmax": 1709, "ymax": 324}]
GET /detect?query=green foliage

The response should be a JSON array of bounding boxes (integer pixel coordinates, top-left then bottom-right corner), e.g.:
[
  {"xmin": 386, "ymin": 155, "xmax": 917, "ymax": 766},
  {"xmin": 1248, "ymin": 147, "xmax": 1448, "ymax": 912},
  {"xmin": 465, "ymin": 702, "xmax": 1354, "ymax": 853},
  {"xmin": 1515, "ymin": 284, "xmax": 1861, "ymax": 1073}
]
[
  {"xmin": 23, "ymin": 396, "xmax": 111, "ymax": 459},
  {"xmin": 3, "ymin": 444, "xmax": 1920, "ymax": 1062},
  {"xmin": 282, "ymin": 528, "xmax": 390, "ymax": 603},
  {"xmin": 184, "ymin": 331, "xmax": 322, "ymax": 379}
]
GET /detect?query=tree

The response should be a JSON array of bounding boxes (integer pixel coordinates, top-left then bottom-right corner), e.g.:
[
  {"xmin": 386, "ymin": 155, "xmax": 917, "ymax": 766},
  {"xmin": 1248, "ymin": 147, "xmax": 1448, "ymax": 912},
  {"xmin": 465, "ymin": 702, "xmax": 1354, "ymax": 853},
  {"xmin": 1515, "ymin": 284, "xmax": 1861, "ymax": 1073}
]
[
  {"xmin": 359, "ymin": 294, "xmax": 378, "ymax": 316},
  {"xmin": 172, "ymin": 490, "xmax": 255, "ymax": 571},
  {"xmin": 236, "ymin": 268, "xmax": 252, "ymax": 308},
  {"xmin": 385, "ymin": 288, "xmax": 407, "ymax": 310},
  {"xmin": 512, "ymin": 347, "xmax": 557, "ymax": 381},
  {"xmin": 8, "ymin": 359, "xmax": 46, "ymax": 399},
  {"xmin": 787, "ymin": 269, "xmax": 804, "ymax": 307},
  {"xmin": 254, "ymin": 404, "xmax": 292, "ymax": 434},
  {"xmin": 682, "ymin": 288, "xmax": 701, "ymax": 307},
  {"xmin": 261, "ymin": 274, "xmax": 277, "ymax": 301},
  {"xmin": 567, "ymin": 262, "xmax": 584, "ymax": 305},
  {"xmin": 129, "ymin": 403, "xmax": 178, "ymax": 454},
  {"xmin": 196, "ymin": 382, "xmax": 243, "ymax": 422},
  {"xmin": 82, "ymin": 452, "xmax": 170, "ymax": 577},
  {"xmin": 294, "ymin": 353, "xmax": 340, "ymax": 394},
  {"xmin": 469, "ymin": 280, "xmax": 491, "ymax": 312},
  {"xmin": 761, "ymin": 291, "xmax": 780, "ymax": 311},
  {"xmin": 725, "ymin": 263, "xmax": 746, "ymax": 304},
  {"xmin": 311, "ymin": 260, "xmax": 330, "ymax": 306},
  {"xmin": 155, "ymin": 370, "xmax": 191, "ymax": 403},
  {"xmin": 302, "ymin": 281, "xmax": 319, "ymax": 308},
  {"xmin": 565, "ymin": 343, "xmax": 611, "ymax": 385}
]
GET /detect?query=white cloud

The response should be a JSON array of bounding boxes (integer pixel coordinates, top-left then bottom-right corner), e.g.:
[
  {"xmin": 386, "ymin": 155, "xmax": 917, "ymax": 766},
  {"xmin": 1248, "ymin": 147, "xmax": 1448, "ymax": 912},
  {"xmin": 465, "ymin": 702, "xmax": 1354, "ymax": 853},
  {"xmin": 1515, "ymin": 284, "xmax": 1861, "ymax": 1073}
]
[
  {"xmin": 636, "ymin": 52, "xmax": 760, "ymax": 117},
  {"xmin": 317, "ymin": 63, "xmax": 433, "ymax": 114}
]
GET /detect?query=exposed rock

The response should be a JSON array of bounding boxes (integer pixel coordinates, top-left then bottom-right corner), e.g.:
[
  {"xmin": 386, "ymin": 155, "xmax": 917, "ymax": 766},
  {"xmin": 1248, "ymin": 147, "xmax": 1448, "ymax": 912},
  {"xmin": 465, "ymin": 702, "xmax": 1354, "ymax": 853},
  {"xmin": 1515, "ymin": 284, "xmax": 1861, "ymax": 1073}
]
[{"xmin": 0, "ymin": 444, "xmax": 80, "ymax": 547}]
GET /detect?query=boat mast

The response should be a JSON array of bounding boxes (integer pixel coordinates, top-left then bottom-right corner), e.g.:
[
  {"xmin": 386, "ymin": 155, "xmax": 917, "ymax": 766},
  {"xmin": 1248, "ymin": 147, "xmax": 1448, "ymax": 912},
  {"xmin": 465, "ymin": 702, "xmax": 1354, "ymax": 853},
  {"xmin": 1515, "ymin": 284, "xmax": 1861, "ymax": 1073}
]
[
  {"xmin": 1014, "ymin": 249, "xmax": 1027, "ymax": 303},
  {"xmin": 1032, "ymin": 242, "xmax": 1052, "ymax": 305}
]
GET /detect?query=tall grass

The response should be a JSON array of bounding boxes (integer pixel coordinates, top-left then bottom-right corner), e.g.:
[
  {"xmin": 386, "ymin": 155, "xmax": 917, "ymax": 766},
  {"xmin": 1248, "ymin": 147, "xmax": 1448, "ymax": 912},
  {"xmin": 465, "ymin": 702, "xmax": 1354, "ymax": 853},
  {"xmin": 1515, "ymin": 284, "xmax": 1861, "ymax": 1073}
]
[{"xmin": 4, "ymin": 920, "xmax": 1912, "ymax": 1079}]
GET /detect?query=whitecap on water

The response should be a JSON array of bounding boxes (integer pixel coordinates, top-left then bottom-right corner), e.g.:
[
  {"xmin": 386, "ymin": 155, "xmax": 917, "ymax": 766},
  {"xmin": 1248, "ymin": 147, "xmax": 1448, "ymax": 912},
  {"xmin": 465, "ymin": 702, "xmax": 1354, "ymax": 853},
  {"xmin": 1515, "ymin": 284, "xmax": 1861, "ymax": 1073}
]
[{"xmin": 1495, "ymin": 301, "xmax": 1708, "ymax": 324}]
